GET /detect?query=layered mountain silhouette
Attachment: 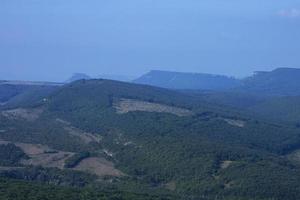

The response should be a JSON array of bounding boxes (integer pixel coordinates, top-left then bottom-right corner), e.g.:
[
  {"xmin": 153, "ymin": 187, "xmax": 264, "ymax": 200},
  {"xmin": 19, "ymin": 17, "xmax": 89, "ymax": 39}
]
[
  {"xmin": 135, "ymin": 68, "xmax": 300, "ymax": 96},
  {"xmin": 134, "ymin": 70, "xmax": 241, "ymax": 91}
]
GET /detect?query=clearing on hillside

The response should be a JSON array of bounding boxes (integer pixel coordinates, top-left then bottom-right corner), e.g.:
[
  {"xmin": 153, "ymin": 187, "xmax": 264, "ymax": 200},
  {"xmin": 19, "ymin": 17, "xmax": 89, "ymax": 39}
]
[
  {"xmin": 0, "ymin": 139, "xmax": 123, "ymax": 177},
  {"xmin": 222, "ymin": 118, "xmax": 245, "ymax": 128},
  {"xmin": 114, "ymin": 98, "xmax": 193, "ymax": 117},
  {"xmin": 287, "ymin": 150, "xmax": 300, "ymax": 164},
  {"xmin": 0, "ymin": 140, "xmax": 73, "ymax": 169},
  {"xmin": 1, "ymin": 108, "xmax": 43, "ymax": 121},
  {"xmin": 220, "ymin": 160, "xmax": 234, "ymax": 169},
  {"xmin": 74, "ymin": 157, "xmax": 124, "ymax": 177}
]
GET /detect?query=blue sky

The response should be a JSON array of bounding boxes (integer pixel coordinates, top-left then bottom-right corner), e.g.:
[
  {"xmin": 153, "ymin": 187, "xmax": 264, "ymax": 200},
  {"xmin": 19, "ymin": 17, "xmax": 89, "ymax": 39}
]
[{"xmin": 0, "ymin": 0, "xmax": 300, "ymax": 81}]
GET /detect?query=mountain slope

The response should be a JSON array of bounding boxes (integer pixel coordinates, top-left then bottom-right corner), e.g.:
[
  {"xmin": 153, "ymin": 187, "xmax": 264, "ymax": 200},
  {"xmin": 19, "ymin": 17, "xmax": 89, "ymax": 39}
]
[
  {"xmin": 42, "ymin": 79, "xmax": 300, "ymax": 198},
  {"xmin": 0, "ymin": 81, "xmax": 60, "ymax": 109},
  {"xmin": 246, "ymin": 96, "xmax": 300, "ymax": 125},
  {"xmin": 185, "ymin": 90, "xmax": 300, "ymax": 125},
  {"xmin": 2, "ymin": 79, "xmax": 300, "ymax": 199}
]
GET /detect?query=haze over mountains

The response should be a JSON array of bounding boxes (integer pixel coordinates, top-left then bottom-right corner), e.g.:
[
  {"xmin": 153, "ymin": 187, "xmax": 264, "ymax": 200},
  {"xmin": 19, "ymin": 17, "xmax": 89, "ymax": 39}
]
[{"xmin": 4, "ymin": 67, "xmax": 300, "ymax": 97}]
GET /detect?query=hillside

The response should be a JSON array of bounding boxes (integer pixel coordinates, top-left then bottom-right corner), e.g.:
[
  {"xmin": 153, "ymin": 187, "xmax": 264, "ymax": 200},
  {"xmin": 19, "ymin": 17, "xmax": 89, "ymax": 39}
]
[
  {"xmin": 184, "ymin": 90, "xmax": 300, "ymax": 125},
  {"xmin": 1, "ymin": 79, "xmax": 300, "ymax": 199},
  {"xmin": 247, "ymin": 96, "xmax": 300, "ymax": 125},
  {"xmin": 134, "ymin": 70, "xmax": 241, "ymax": 91},
  {"xmin": 0, "ymin": 81, "xmax": 60, "ymax": 109}
]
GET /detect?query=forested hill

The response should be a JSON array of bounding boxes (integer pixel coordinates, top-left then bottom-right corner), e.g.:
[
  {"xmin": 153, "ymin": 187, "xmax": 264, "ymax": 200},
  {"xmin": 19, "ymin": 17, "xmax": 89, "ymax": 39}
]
[
  {"xmin": 0, "ymin": 81, "xmax": 60, "ymax": 110},
  {"xmin": 1, "ymin": 79, "xmax": 300, "ymax": 199},
  {"xmin": 45, "ymin": 79, "xmax": 300, "ymax": 154}
]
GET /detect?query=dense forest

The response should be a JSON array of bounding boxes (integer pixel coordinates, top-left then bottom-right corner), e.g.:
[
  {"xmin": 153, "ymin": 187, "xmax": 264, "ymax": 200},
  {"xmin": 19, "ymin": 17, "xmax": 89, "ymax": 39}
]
[{"xmin": 1, "ymin": 78, "xmax": 300, "ymax": 199}]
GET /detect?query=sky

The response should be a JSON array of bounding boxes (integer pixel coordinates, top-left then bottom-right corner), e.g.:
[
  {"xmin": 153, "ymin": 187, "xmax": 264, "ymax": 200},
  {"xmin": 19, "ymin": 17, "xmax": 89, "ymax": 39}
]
[{"xmin": 0, "ymin": 0, "xmax": 300, "ymax": 82}]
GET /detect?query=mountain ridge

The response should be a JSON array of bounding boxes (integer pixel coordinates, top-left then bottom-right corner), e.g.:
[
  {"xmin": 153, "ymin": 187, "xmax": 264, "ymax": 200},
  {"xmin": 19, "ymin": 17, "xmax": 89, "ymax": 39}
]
[
  {"xmin": 134, "ymin": 70, "xmax": 241, "ymax": 91},
  {"xmin": 135, "ymin": 68, "xmax": 300, "ymax": 96}
]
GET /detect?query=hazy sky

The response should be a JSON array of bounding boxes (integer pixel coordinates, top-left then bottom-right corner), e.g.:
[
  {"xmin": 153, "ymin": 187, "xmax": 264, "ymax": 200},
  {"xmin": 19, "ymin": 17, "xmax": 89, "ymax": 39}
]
[{"xmin": 1, "ymin": 0, "xmax": 300, "ymax": 81}]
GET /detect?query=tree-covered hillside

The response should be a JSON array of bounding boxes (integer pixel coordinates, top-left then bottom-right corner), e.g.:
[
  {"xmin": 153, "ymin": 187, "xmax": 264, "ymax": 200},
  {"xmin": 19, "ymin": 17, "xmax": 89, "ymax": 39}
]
[
  {"xmin": 42, "ymin": 80, "xmax": 300, "ymax": 199},
  {"xmin": 184, "ymin": 90, "xmax": 300, "ymax": 125},
  {"xmin": 1, "ymin": 79, "xmax": 300, "ymax": 199},
  {"xmin": 0, "ymin": 82, "xmax": 60, "ymax": 109}
]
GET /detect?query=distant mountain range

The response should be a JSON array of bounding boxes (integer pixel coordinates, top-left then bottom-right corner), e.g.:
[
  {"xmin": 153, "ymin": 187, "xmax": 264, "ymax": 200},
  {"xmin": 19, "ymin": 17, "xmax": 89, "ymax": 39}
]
[
  {"xmin": 134, "ymin": 70, "xmax": 241, "ymax": 91},
  {"xmin": 97, "ymin": 74, "xmax": 136, "ymax": 82},
  {"xmin": 134, "ymin": 68, "xmax": 300, "ymax": 96},
  {"xmin": 3, "ymin": 67, "xmax": 300, "ymax": 97},
  {"xmin": 0, "ymin": 80, "xmax": 62, "ymax": 86},
  {"xmin": 66, "ymin": 73, "xmax": 136, "ymax": 83}
]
